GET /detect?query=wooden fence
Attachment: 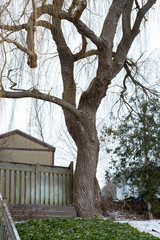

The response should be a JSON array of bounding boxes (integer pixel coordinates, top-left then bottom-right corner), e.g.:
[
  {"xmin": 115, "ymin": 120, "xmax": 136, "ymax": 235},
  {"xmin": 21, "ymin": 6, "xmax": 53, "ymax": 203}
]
[
  {"xmin": 0, "ymin": 161, "xmax": 73, "ymax": 206},
  {"xmin": 0, "ymin": 193, "xmax": 20, "ymax": 240}
]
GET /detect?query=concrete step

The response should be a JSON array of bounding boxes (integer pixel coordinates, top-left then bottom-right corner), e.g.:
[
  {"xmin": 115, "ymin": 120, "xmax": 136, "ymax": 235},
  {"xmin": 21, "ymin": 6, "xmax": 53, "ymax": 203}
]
[{"xmin": 8, "ymin": 204, "xmax": 77, "ymax": 221}]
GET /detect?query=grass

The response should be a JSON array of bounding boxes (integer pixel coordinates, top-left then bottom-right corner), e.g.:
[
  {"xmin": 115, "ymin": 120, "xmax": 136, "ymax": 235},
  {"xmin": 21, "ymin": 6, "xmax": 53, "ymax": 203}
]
[{"xmin": 16, "ymin": 217, "xmax": 160, "ymax": 240}]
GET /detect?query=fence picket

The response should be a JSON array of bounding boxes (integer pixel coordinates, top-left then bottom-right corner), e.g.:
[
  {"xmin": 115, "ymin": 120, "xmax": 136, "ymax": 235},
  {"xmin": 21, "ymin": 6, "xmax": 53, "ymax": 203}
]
[
  {"xmin": 10, "ymin": 170, "xmax": 14, "ymax": 204},
  {"xmin": 35, "ymin": 164, "xmax": 40, "ymax": 204},
  {"xmin": 0, "ymin": 161, "xmax": 73, "ymax": 206},
  {"xmin": 20, "ymin": 171, "xmax": 25, "ymax": 204},
  {"xmin": 54, "ymin": 173, "xmax": 58, "ymax": 205}
]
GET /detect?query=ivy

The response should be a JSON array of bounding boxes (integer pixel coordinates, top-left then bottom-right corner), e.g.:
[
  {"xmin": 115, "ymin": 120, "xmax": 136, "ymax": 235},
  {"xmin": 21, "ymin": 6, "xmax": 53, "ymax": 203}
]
[{"xmin": 16, "ymin": 218, "xmax": 159, "ymax": 240}]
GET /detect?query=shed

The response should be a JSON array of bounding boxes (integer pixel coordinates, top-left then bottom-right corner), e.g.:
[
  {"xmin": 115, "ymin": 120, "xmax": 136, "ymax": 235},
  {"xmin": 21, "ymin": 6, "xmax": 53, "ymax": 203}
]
[{"xmin": 0, "ymin": 129, "xmax": 55, "ymax": 166}]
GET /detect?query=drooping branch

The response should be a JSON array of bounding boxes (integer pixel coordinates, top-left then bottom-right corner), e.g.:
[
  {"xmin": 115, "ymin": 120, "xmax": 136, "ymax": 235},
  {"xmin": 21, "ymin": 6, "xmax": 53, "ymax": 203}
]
[
  {"xmin": 124, "ymin": 63, "xmax": 159, "ymax": 96},
  {"xmin": 0, "ymin": 33, "xmax": 36, "ymax": 57},
  {"xmin": 19, "ymin": 0, "xmax": 30, "ymax": 19},
  {"xmin": 26, "ymin": 0, "xmax": 38, "ymax": 68},
  {"xmin": 0, "ymin": 3, "xmax": 102, "ymax": 50},
  {"xmin": 1, "ymin": 88, "xmax": 81, "ymax": 118},
  {"xmin": 0, "ymin": 44, "xmax": 7, "ymax": 94}
]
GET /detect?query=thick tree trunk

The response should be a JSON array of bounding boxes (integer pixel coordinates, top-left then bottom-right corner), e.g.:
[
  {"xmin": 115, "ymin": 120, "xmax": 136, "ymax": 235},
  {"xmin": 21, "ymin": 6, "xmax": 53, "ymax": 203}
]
[
  {"xmin": 64, "ymin": 109, "xmax": 102, "ymax": 217},
  {"xmin": 73, "ymin": 131, "xmax": 102, "ymax": 217}
]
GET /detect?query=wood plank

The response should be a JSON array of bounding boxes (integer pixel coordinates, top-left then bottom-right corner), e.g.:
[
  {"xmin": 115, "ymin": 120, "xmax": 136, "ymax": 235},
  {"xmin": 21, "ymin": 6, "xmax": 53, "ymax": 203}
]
[
  {"xmin": 44, "ymin": 173, "xmax": 49, "ymax": 205},
  {"xmin": 69, "ymin": 173, "xmax": 73, "ymax": 204},
  {"xmin": 0, "ymin": 161, "xmax": 35, "ymax": 172},
  {"xmin": 10, "ymin": 170, "xmax": 15, "ymax": 204},
  {"xmin": 5, "ymin": 170, "xmax": 10, "ymax": 203},
  {"xmin": 20, "ymin": 171, "xmax": 25, "ymax": 204},
  {"xmin": 62, "ymin": 174, "xmax": 66, "ymax": 205},
  {"xmin": 66, "ymin": 173, "xmax": 70, "ymax": 205},
  {"xmin": 0, "ymin": 169, "xmax": 5, "ymax": 197},
  {"xmin": 31, "ymin": 172, "xmax": 35, "ymax": 204},
  {"xmin": 0, "ymin": 161, "xmax": 73, "ymax": 207},
  {"xmin": 8, "ymin": 204, "xmax": 77, "ymax": 220},
  {"xmin": 15, "ymin": 171, "xmax": 20, "ymax": 204},
  {"xmin": 25, "ymin": 171, "xmax": 30, "ymax": 204},
  {"xmin": 49, "ymin": 173, "xmax": 54, "ymax": 205},
  {"xmin": 54, "ymin": 173, "xmax": 58, "ymax": 205},
  {"xmin": 58, "ymin": 174, "xmax": 62, "ymax": 205},
  {"xmin": 40, "ymin": 172, "xmax": 45, "ymax": 205},
  {"xmin": 35, "ymin": 164, "xmax": 40, "ymax": 204}
]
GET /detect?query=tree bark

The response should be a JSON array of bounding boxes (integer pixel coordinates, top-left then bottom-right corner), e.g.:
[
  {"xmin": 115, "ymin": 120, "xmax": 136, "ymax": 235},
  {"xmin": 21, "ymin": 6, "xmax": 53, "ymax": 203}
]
[
  {"xmin": 64, "ymin": 109, "xmax": 102, "ymax": 217},
  {"xmin": 147, "ymin": 202, "xmax": 153, "ymax": 220}
]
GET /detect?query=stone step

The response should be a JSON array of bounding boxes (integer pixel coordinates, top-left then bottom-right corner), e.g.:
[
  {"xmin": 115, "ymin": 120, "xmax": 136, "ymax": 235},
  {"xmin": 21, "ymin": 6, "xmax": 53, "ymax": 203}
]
[{"xmin": 8, "ymin": 204, "xmax": 77, "ymax": 221}]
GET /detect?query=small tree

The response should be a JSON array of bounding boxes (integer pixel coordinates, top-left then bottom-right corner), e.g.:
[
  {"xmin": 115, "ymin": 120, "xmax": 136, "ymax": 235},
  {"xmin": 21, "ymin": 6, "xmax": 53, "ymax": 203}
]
[{"xmin": 102, "ymin": 96, "xmax": 160, "ymax": 219}]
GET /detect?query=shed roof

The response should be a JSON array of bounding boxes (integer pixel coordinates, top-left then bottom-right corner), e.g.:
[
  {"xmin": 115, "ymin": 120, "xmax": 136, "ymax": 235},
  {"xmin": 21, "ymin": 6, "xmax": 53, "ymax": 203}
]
[{"xmin": 0, "ymin": 129, "xmax": 55, "ymax": 152}]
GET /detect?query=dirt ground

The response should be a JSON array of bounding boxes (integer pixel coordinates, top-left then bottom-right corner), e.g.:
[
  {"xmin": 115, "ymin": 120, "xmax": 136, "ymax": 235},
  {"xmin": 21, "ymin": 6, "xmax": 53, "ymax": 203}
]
[{"xmin": 102, "ymin": 196, "xmax": 160, "ymax": 221}]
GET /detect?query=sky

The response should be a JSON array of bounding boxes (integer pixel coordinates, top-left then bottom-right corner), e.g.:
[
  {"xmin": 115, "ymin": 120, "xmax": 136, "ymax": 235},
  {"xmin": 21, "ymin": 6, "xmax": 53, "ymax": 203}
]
[{"xmin": 0, "ymin": 0, "xmax": 160, "ymax": 188}]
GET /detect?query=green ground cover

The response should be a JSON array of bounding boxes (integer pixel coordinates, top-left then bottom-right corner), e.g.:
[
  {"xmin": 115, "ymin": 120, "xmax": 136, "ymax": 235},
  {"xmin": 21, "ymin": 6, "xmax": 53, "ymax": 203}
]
[{"xmin": 16, "ymin": 217, "xmax": 160, "ymax": 240}]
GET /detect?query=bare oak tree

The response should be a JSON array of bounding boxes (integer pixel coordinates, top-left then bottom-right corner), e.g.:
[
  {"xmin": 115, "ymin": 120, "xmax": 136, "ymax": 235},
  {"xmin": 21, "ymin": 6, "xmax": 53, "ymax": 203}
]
[{"xmin": 0, "ymin": 0, "xmax": 157, "ymax": 217}]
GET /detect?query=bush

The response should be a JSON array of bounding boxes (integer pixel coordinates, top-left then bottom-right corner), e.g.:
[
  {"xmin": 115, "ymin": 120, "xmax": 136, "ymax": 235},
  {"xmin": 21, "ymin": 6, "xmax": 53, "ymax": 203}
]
[{"xmin": 16, "ymin": 217, "xmax": 160, "ymax": 240}]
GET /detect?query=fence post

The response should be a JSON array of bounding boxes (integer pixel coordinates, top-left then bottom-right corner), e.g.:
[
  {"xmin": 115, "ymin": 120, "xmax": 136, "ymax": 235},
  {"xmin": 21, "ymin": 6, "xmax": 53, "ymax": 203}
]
[{"xmin": 36, "ymin": 164, "xmax": 40, "ymax": 204}]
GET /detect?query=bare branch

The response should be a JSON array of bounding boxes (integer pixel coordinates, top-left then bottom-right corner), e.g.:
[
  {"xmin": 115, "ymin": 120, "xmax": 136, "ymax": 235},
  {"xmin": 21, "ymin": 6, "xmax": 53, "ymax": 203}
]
[
  {"xmin": 101, "ymin": 0, "xmax": 127, "ymax": 49},
  {"xmin": 0, "ymin": 3, "xmax": 102, "ymax": 48},
  {"xmin": 0, "ymin": 33, "xmax": 36, "ymax": 57},
  {"xmin": 61, "ymin": 11, "xmax": 102, "ymax": 47},
  {"xmin": 0, "ymin": 23, "xmax": 28, "ymax": 31},
  {"xmin": 124, "ymin": 63, "xmax": 159, "ymax": 97},
  {"xmin": 73, "ymin": 34, "xmax": 87, "ymax": 61},
  {"xmin": 68, "ymin": 0, "xmax": 87, "ymax": 19},
  {"xmin": 74, "ymin": 49, "xmax": 98, "ymax": 61},
  {"xmin": 0, "ymin": 0, "xmax": 11, "ymax": 15},
  {"xmin": 19, "ymin": 0, "xmax": 30, "ymax": 19},
  {"xmin": 122, "ymin": 1, "xmax": 134, "ymax": 36},
  {"xmin": 131, "ymin": 0, "xmax": 156, "ymax": 38},
  {"xmin": 113, "ymin": 0, "xmax": 157, "ymax": 76},
  {"xmin": 36, "ymin": 20, "xmax": 53, "ymax": 30},
  {"xmin": 1, "ymin": 88, "xmax": 81, "ymax": 118},
  {"xmin": 0, "ymin": 45, "xmax": 7, "ymax": 93}
]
